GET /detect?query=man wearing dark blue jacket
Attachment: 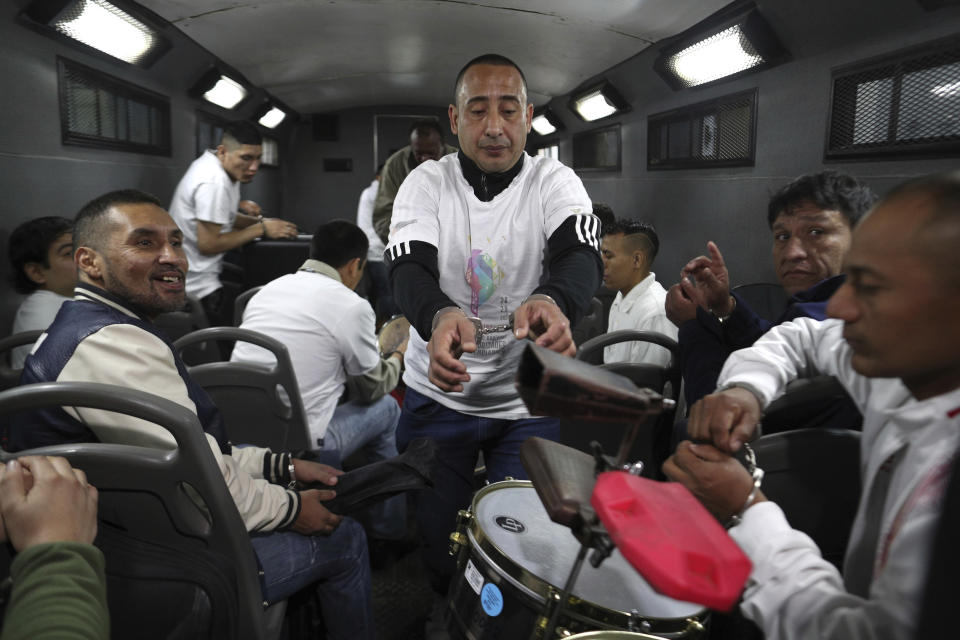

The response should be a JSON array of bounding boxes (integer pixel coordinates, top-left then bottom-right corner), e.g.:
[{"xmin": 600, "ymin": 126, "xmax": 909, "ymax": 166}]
[{"xmin": 665, "ymin": 171, "xmax": 877, "ymax": 408}]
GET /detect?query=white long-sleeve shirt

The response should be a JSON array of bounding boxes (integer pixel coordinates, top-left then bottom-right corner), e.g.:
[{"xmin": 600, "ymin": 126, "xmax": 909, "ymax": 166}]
[{"xmin": 719, "ymin": 317, "xmax": 960, "ymax": 640}]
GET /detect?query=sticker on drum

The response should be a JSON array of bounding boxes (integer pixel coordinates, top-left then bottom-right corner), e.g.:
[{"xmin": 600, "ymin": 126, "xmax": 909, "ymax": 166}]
[
  {"xmin": 465, "ymin": 559, "xmax": 484, "ymax": 595},
  {"xmin": 475, "ymin": 485, "xmax": 702, "ymax": 619},
  {"xmin": 481, "ymin": 583, "xmax": 504, "ymax": 617}
]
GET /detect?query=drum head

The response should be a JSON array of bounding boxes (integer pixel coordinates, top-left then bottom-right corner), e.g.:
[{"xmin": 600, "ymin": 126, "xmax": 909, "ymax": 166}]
[
  {"xmin": 472, "ymin": 483, "xmax": 703, "ymax": 619},
  {"xmin": 564, "ymin": 633, "xmax": 664, "ymax": 640},
  {"xmin": 378, "ymin": 315, "xmax": 410, "ymax": 356}
]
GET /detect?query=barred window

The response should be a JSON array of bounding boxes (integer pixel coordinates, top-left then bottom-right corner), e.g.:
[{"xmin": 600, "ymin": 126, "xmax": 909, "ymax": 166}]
[
  {"xmin": 826, "ymin": 35, "xmax": 960, "ymax": 160},
  {"xmin": 647, "ymin": 89, "xmax": 756, "ymax": 170},
  {"xmin": 58, "ymin": 57, "xmax": 170, "ymax": 155},
  {"xmin": 573, "ymin": 125, "xmax": 621, "ymax": 172},
  {"xmin": 261, "ymin": 137, "xmax": 279, "ymax": 167}
]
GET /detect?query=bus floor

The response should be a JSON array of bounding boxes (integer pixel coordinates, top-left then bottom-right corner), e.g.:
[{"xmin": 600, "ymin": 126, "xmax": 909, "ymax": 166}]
[{"xmin": 282, "ymin": 494, "xmax": 436, "ymax": 640}]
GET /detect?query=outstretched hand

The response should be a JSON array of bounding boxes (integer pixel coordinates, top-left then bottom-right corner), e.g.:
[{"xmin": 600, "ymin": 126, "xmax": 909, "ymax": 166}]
[
  {"xmin": 512, "ymin": 297, "xmax": 575, "ymax": 357},
  {"xmin": 681, "ymin": 241, "xmax": 734, "ymax": 316}
]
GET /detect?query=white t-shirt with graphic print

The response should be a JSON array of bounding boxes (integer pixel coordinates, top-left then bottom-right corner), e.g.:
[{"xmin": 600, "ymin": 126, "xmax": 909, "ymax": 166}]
[{"xmin": 387, "ymin": 152, "xmax": 594, "ymax": 418}]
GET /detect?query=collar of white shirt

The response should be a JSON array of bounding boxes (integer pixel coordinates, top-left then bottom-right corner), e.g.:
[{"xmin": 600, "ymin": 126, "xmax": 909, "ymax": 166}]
[{"xmin": 613, "ymin": 272, "xmax": 658, "ymax": 311}]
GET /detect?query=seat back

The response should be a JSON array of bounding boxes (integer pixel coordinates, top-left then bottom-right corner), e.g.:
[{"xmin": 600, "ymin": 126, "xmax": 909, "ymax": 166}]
[
  {"xmin": 175, "ymin": 327, "xmax": 311, "ymax": 451},
  {"xmin": 562, "ymin": 330, "xmax": 680, "ymax": 476},
  {"xmin": 154, "ymin": 294, "xmax": 218, "ymax": 365},
  {"xmin": 234, "ymin": 285, "xmax": 264, "ymax": 327},
  {"xmin": 751, "ymin": 428, "xmax": 862, "ymax": 569},
  {"xmin": 0, "ymin": 329, "xmax": 44, "ymax": 390},
  {"xmin": 571, "ymin": 296, "xmax": 604, "ymax": 348},
  {"xmin": 762, "ymin": 375, "xmax": 863, "ymax": 434},
  {"xmin": 0, "ymin": 382, "xmax": 273, "ymax": 640},
  {"xmin": 731, "ymin": 282, "xmax": 789, "ymax": 323}
]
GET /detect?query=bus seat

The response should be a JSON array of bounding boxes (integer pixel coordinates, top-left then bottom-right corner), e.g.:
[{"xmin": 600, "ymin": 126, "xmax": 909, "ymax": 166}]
[
  {"xmin": 731, "ymin": 282, "xmax": 790, "ymax": 323},
  {"xmin": 233, "ymin": 285, "xmax": 264, "ymax": 327},
  {"xmin": 562, "ymin": 330, "xmax": 681, "ymax": 477},
  {"xmin": 0, "ymin": 329, "xmax": 43, "ymax": 390},
  {"xmin": 750, "ymin": 427, "xmax": 862, "ymax": 570},
  {"xmin": 175, "ymin": 327, "xmax": 312, "ymax": 452},
  {"xmin": 0, "ymin": 381, "xmax": 283, "ymax": 640},
  {"xmin": 762, "ymin": 375, "xmax": 863, "ymax": 435},
  {"xmin": 154, "ymin": 294, "xmax": 217, "ymax": 365},
  {"xmin": 571, "ymin": 296, "xmax": 604, "ymax": 348}
]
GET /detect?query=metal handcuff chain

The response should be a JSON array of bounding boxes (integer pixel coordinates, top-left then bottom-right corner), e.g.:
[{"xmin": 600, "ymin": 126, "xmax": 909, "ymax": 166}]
[{"xmin": 725, "ymin": 441, "xmax": 764, "ymax": 529}]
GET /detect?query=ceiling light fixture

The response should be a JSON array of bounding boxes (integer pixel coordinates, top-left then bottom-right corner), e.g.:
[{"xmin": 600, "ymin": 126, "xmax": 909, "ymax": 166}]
[
  {"xmin": 570, "ymin": 83, "xmax": 631, "ymax": 122},
  {"xmin": 654, "ymin": 3, "xmax": 789, "ymax": 90},
  {"xmin": 190, "ymin": 68, "xmax": 250, "ymax": 110},
  {"xmin": 21, "ymin": 0, "xmax": 169, "ymax": 66},
  {"xmin": 258, "ymin": 107, "xmax": 286, "ymax": 129},
  {"xmin": 531, "ymin": 108, "xmax": 564, "ymax": 136}
]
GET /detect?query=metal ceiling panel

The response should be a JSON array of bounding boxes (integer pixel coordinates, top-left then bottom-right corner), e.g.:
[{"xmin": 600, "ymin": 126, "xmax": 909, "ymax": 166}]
[{"xmin": 137, "ymin": 0, "xmax": 731, "ymax": 111}]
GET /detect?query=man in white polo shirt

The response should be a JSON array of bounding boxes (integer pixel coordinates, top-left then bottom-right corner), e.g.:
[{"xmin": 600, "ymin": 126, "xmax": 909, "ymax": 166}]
[{"xmin": 168, "ymin": 121, "xmax": 299, "ymax": 325}]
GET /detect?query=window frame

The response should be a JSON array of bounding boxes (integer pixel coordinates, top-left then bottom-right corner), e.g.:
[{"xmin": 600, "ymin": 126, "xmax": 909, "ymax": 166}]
[
  {"xmin": 57, "ymin": 56, "xmax": 171, "ymax": 155},
  {"xmin": 647, "ymin": 88, "xmax": 757, "ymax": 171},
  {"xmin": 824, "ymin": 34, "xmax": 960, "ymax": 161}
]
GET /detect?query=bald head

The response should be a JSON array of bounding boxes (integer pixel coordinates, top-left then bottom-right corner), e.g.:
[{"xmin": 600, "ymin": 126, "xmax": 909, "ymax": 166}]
[
  {"xmin": 884, "ymin": 170, "xmax": 960, "ymax": 283},
  {"xmin": 826, "ymin": 170, "xmax": 960, "ymax": 398}
]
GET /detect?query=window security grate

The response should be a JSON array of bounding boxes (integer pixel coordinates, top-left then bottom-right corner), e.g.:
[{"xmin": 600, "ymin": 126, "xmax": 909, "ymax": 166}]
[
  {"xmin": 573, "ymin": 124, "xmax": 621, "ymax": 172},
  {"xmin": 826, "ymin": 36, "xmax": 960, "ymax": 160},
  {"xmin": 647, "ymin": 89, "xmax": 757, "ymax": 170},
  {"xmin": 58, "ymin": 57, "xmax": 170, "ymax": 155}
]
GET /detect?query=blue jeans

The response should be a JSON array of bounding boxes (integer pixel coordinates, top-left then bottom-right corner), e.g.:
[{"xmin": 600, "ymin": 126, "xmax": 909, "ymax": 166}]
[
  {"xmin": 250, "ymin": 517, "xmax": 373, "ymax": 640},
  {"xmin": 323, "ymin": 395, "xmax": 406, "ymax": 540},
  {"xmin": 396, "ymin": 387, "xmax": 559, "ymax": 591}
]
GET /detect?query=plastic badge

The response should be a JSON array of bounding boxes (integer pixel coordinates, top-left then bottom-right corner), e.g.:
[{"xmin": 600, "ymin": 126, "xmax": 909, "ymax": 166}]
[{"xmin": 590, "ymin": 471, "xmax": 752, "ymax": 612}]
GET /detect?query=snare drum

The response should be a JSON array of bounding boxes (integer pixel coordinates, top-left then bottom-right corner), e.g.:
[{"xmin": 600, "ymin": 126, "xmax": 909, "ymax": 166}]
[
  {"xmin": 377, "ymin": 314, "xmax": 410, "ymax": 357},
  {"xmin": 447, "ymin": 481, "xmax": 707, "ymax": 640}
]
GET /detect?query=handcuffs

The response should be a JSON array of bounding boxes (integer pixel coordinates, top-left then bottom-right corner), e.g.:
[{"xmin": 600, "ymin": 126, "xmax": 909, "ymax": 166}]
[
  {"xmin": 466, "ymin": 315, "xmax": 514, "ymax": 340},
  {"xmin": 433, "ymin": 294, "xmax": 558, "ymax": 343},
  {"xmin": 725, "ymin": 442, "xmax": 764, "ymax": 529}
]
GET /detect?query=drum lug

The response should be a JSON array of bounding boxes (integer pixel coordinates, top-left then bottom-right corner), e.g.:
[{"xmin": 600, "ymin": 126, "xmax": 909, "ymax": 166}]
[
  {"xmin": 532, "ymin": 588, "xmax": 562, "ymax": 639},
  {"xmin": 449, "ymin": 509, "xmax": 473, "ymax": 557},
  {"xmin": 684, "ymin": 617, "xmax": 706, "ymax": 636},
  {"xmin": 627, "ymin": 609, "xmax": 652, "ymax": 634}
]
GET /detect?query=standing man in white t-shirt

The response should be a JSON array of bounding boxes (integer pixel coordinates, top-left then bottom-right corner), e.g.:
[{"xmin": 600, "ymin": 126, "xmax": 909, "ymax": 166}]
[
  {"xmin": 384, "ymin": 54, "xmax": 602, "ymax": 600},
  {"xmin": 168, "ymin": 121, "xmax": 299, "ymax": 325},
  {"xmin": 600, "ymin": 218, "xmax": 676, "ymax": 366}
]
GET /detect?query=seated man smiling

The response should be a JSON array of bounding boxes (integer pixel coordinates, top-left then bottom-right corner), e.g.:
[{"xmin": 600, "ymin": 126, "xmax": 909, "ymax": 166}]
[{"xmin": 6, "ymin": 189, "xmax": 374, "ymax": 640}]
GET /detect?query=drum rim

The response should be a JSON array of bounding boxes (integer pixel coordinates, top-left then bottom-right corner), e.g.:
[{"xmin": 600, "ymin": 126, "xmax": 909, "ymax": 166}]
[
  {"xmin": 465, "ymin": 480, "xmax": 706, "ymax": 634},
  {"xmin": 564, "ymin": 629, "xmax": 664, "ymax": 640},
  {"xmin": 562, "ymin": 632, "xmax": 668, "ymax": 640}
]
